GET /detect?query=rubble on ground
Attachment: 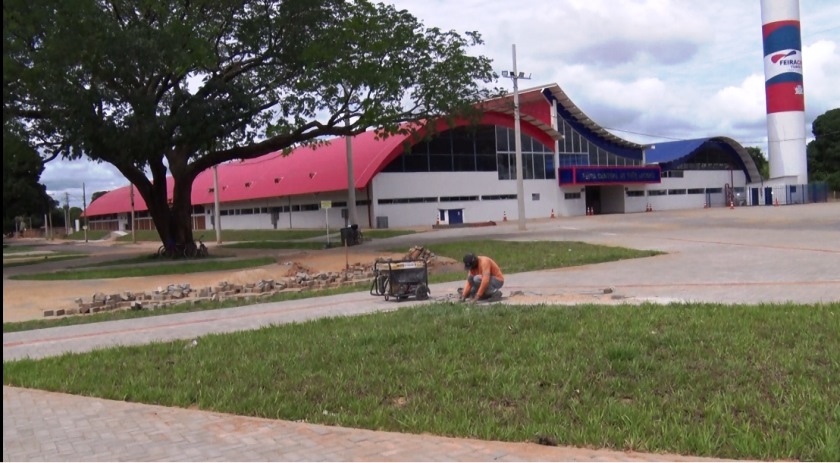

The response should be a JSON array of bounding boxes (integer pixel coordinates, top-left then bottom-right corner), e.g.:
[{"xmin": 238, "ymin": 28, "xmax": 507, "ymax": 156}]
[{"xmin": 43, "ymin": 245, "xmax": 455, "ymax": 318}]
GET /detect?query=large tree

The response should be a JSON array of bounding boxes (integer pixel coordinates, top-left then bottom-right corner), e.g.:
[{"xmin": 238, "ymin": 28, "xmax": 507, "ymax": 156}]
[
  {"xmin": 807, "ymin": 108, "xmax": 840, "ymax": 191},
  {"xmin": 4, "ymin": 0, "xmax": 496, "ymax": 246},
  {"xmin": 2, "ymin": 126, "xmax": 53, "ymax": 233}
]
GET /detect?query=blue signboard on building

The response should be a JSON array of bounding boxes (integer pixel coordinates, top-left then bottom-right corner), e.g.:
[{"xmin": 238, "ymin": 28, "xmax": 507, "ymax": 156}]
[{"xmin": 558, "ymin": 166, "xmax": 661, "ymax": 185}]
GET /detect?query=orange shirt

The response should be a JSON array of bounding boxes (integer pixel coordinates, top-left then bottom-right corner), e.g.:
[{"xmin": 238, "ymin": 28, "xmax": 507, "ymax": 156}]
[{"xmin": 463, "ymin": 256, "xmax": 504, "ymax": 300}]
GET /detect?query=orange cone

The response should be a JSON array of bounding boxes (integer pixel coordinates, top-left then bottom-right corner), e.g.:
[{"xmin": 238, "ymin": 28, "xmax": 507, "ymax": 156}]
[
  {"xmin": 729, "ymin": 200, "xmax": 735, "ymax": 210},
  {"xmin": 503, "ymin": 211, "xmax": 508, "ymax": 222},
  {"xmin": 435, "ymin": 215, "xmax": 440, "ymax": 225},
  {"xmin": 704, "ymin": 201, "xmax": 708, "ymax": 209},
  {"xmin": 550, "ymin": 208, "xmax": 556, "ymax": 219},
  {"xmin": 774, "ymin": 197, "xmax": 779, "ymax": 207}
]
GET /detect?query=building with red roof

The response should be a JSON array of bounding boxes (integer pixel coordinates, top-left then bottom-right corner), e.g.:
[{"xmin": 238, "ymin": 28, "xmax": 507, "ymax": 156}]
[{"xmin": 84, "ymin": 83, "xmax": 760, "ymax": 231}]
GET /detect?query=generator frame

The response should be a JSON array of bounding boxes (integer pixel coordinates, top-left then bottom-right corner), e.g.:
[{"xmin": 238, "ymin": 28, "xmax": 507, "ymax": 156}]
[{"xmin": 370, "ymin": 258, "xmax": 430, "ymax": 301}]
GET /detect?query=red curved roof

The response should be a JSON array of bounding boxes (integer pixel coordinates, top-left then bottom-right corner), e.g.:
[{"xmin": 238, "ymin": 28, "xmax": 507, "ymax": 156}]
[{"xmin": 84, "ymin": 107, "xmax": 558, "ymax": 216}]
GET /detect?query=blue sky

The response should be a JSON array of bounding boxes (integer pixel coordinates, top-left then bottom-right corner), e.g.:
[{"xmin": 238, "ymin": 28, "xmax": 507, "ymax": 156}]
[{"xmin": 43, "ymin": 0, "xmax": 840, "ymax": 208}]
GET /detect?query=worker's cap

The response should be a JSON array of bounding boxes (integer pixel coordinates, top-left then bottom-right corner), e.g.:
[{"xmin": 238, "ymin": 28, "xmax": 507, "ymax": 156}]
[{"xmin": 463, "ymin": 253, "xmax": 478, "ymax": 270}]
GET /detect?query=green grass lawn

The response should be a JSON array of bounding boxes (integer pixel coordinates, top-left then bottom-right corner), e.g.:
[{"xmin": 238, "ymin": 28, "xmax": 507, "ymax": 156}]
[
  {"xmin": 2, "ymin": 253, "xmax": 89, "ymax": 268},
  {"xmin": 64, "ymin": 230, "xmax": 111, "ymax": 241},
  {"xmin": 3, "ymin": 245, "xmax": 39, "ymax": 254},
  {"xmin": 4, "ymin": 302, "xmax": 837, "ymax": 461},
  {"xmin": 9, "ymin": 256, "xmax": 276, "ymax": 281},
  {"xmin": 220, "ymin": 241, "xmax": 331, "ymax": 250}
]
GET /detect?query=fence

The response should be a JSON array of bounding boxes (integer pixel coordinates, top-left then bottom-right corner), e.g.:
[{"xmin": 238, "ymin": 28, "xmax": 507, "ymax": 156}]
[{"xmin": 744, "ymin": 181, "xmax": 830, "ymax": 206}]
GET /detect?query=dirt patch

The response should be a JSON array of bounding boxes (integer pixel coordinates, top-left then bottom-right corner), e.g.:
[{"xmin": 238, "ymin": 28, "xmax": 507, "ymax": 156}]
[{"xmin": 2, "ymin": 246, "xmax": 458, "ymax": 323}]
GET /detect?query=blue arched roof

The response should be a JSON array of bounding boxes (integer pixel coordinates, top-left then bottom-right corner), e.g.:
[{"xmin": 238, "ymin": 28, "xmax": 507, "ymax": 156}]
[{"xmin": 645, "ymin": 137, "xmax": 760, "ymax": 183}]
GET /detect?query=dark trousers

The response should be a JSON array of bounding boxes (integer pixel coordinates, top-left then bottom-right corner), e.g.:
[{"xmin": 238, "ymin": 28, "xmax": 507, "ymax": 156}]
[{"xmin": 466, "ymin": 275, "xmax": 504, "ymax": 298}]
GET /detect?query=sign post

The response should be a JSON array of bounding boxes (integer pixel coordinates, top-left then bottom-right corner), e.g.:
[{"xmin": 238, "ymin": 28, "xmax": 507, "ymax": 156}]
[{"xmin": 321, "ymin": 200, "xmax": 332, "ymax": 247}]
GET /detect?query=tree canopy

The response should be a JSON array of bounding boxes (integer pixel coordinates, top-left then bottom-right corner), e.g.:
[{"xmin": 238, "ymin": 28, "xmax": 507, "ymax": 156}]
[
  {"xmin": 2, "ymin": 126, "xmax": 53, "ymax": 233},
  {"xmin": 745, "ymin": 146, "xmax": 769, "ymax": 180},
  {"xmin": 807, "ymin": 108, "xmax": 840, "ymax": 191},
  {"xmin": 4, "ymin": 0, "xmax": 497, "ymax": 245}
]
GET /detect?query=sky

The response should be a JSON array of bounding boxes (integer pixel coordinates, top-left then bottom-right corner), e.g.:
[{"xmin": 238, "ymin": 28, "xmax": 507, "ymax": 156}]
[{"xmin": 42, "ymin": 0, "xmax": 840, "ymax": 208}]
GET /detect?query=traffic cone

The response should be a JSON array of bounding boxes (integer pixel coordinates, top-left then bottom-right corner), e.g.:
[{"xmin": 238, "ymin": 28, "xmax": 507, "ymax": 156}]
[
  {"xmin": 503, "ymin": 211, "xmax": 508, "ymax": 222},
  {"xmin": 435, "ymin": 215, "xmax": 440, "ymax": 225},
  {"xmin": 729, "ymin": 200, "xmax": 734, "ymax": 210},
  {"xmin": 646, "ymin": 203, "xmax": 651, "ymax": 212},
  {"xmin": 704, "ymin": 200, "xmax": 708, "ymax": 209},
  {"xmin": 550, "ymin": 208, "xmax": 556, "ymax": 219},
  {"xmin": 586, "ymin": 207, "xmax": 591, "ymax": 216},
  {"xmin": 774, "ymin": 197, "xmax": 779, "ymax": 207}
]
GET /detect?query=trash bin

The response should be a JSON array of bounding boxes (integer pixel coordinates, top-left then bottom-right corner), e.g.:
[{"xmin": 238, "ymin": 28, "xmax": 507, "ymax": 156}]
[
  {"xmin": 376, "ymin": 216, "xmax": 389, "ymax": 229},
  {"xmin": 340, "ymin": 224, "xmax": 361, "ymax": 246}
]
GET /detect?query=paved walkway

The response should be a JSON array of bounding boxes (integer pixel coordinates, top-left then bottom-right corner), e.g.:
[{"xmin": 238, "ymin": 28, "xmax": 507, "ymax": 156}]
[{"xmin": 4, "ymin": 204, "xmax": 839, "ymax": 461}]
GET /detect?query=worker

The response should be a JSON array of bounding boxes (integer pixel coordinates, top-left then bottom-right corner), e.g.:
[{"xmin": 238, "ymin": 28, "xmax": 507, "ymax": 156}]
[{"xmin": 459, "ymin": 253, "xmax": 504, "ymax": 302}]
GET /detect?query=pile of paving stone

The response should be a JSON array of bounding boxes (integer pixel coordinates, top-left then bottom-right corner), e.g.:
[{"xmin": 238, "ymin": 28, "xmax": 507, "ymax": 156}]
[
  {"xmin": 43, "ymin": 264, "xmax": 375, "ymax": 318},
  {"xmin": 43, "ymin": 246, "xmax": 446, "ymax": 318}
]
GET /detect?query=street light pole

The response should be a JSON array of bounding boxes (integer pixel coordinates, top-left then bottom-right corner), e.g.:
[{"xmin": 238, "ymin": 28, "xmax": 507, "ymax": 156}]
[
  {"xmin": 213, "ymin": 164, "xmax": 222, "ymax": 244},
  {"xmin": 345, "ymin": 112, "xmax": 358, "ymax": 227},
  {"xmin": 130, "ymin": 185, "xmax": 136, "ymax": 244},
  {"xmin": 503, "ymin": 44, "xmax": 531, "ymax": 231}
]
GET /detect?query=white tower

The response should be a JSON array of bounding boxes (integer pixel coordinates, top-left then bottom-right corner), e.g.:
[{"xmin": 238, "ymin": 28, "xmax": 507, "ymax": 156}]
[{"xmin": 760, "ymin": 0, "xmax": 808, "ymax": 184}]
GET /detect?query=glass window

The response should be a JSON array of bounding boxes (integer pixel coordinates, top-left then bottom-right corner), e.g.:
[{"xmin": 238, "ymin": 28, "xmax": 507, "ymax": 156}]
[
  {"xmin": 545, "ymin": 155, "xmax": 556, "ymax": 179},
  {"xmin": 524, "ymin": 152, "xmax": 535, "ymax": 179},
  {"xmin": 496, "ymin": 126, "xmax": 508, "ymax": 152},
  {"xmin": 403, "ymin": 147, "xmax": 429, "ymax": 172},
  {"xmin": 451, "ymin": 127, "xmax": 475, "ymax": 172},
  {"xmin": 497, "ymin": 152, "xmax": 513, "ymax": 180},
  {"xmin": 475, "ymin": 125, "xmax": 496, "ymax": 155}
]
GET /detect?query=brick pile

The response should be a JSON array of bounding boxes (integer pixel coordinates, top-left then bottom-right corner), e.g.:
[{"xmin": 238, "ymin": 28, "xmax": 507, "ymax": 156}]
[
  {"xmin": 43, "ymin": 246, "xmax": 446, "ymax": 319},
  {"xmin": 43, "ymin": 265, "xmax": 374, "ymax": 318}
]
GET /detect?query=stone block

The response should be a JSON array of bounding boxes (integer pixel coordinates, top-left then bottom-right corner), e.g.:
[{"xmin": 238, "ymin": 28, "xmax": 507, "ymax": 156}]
[{"xmin": 43, "ymin": 310, "xmax": 55, "ymax": 317}]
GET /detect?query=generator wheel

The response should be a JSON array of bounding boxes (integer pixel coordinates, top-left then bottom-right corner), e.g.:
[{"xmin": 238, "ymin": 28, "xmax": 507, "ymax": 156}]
[
  {"xmin": 415, "ymin": 284, "xmax": 430, "ymax": 300},
  {"xmin": 383, "ymin": 278, "xmax": 391, "ymax": 301},
  {"xmin": 376, "ymin": 275, "xmax": 388, "ymax": 295}
]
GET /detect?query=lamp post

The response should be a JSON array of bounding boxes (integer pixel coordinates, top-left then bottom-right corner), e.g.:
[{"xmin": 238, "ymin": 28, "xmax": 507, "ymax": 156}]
[
  {"xmin": 213, "ymin": 164, "xmax": 221, "ymax": 243},
  {"xmin": 501, "ymin": 44, "xmax": 531, "ymax": 231}
]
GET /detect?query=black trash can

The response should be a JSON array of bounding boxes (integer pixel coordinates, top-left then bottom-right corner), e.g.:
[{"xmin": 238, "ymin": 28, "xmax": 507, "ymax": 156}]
[{"xmin": 340, "ymin": 224, "xmax": 361, "ymax": 246}]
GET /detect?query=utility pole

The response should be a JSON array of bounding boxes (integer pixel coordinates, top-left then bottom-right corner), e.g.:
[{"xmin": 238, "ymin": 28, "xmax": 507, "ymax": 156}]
[
  {"xmin": 345, "ymin": 115, "xmax": 358, "ymax": 227},
  {"xmin": 82, "ymin": 182, "xmax": 88, "ymax": 243},
  {"xmin": 64, "ymin": 192, "xmax": 70, "ymax": 235},
  {"xmin": 130, "ymin": 185, "xmax": 136, "ymax": 243},
  {"xmin": 502, "ymin": 44, "xmax": 531, "ymax": 231},
  {"xmin": 213, "ymin": 165, "xmax": 221, "ymax": 243},
  {"xmin": 44, "ymin": 213, "xmax": 50, "ymax": 240}
]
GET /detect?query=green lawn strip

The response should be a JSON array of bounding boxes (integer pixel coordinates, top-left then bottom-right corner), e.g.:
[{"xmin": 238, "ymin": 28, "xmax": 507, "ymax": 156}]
[
  {"xmin": 3, "ymin": 253, "xmax": 89, "ymax": 268},
  {"xmin": 5, "ymin": 303, "xmax": 837, "ymax": 460},
  {"xmin": 3, "ymin": 245, "xmax": 38, "ymax": 254},
  {"xmin": 220, "ymin": 241, "xmax": 329, "ymax": 250},
  {"xmin": 112, "ymin": 229, "xmax": 416, "ymax": 243},
  {"xmin": 9, "ymin": 257, "xmax": 276, "ymax": 281},
  {"xmin": 3, "ymin": 282, "xmax": 371, "ymax": 333},
  {"xmin": 362, "ymin": 229, "xmax": 417, "ymax": 240},
  {"xmin": 69, "ymin": 252, "xmax": 238, "ymax": 269},
  {"xmin": 403, "ymin": 240, "xmax": 662, "ymax": 275},
  {"xmin": 64, "ymin": 230, "xmax": 111, "ymax": 241},
  {"xmin": 115, "ymin": 229, "xmax": 327, "ymax": 242}
]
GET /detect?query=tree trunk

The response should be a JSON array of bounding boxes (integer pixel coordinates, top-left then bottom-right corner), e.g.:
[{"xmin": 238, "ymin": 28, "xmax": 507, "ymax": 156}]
[{"xmin": 145, "ymin": 171, "xmax": 195, "ymax": 251}]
